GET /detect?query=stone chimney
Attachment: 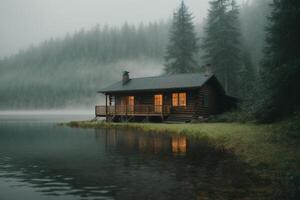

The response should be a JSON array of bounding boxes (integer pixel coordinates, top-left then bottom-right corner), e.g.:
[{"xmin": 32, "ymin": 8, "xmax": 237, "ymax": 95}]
[
  {"xmin": 122, "ymin": 71, "xmax": 130, "ymax": 85},
  {"xmin": 204, "ymin": 64, "xmax": 212, "ymax": 77}
]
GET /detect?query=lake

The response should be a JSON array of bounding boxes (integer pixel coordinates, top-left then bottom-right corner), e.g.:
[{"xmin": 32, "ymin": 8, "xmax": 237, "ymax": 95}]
[{"xmin": 0, "ymin": 114, "xmax": 271, "ymax": 200}]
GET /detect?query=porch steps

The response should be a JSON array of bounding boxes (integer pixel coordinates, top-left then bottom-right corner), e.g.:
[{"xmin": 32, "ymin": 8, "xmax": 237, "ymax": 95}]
[{"xmin": 165, "ymin": 114, "xmax": 193, "ymax": 123}]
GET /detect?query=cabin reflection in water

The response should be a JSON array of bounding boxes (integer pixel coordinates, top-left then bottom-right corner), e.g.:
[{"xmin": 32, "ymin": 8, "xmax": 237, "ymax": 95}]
[
  {"xmin": 99, "ymin": 129, "xmax": 187, "ymax": 156},
  {"xmin": 171, "ymin": 135, "xmax": 187, "ymax": 155}
]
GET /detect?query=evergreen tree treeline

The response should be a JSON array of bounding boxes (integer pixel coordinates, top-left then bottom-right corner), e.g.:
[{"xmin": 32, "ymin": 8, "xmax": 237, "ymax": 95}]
[
  {"xmin": 252, "ymin": 0, "xmax": 300, "ymax": 121},
  {"xmin": 1, "ymin": 0, "xmax": 299, "ymax": 122},
  {"xmin": 164, "ymin": 1, "xmax": 199, "ymax": 74},
  {"xmin": 202, "ymin": 0, "xmax": 244, "ymax": 96},
  {"xmin": 2, "ymin": 22, "xmax": 169, "ymax": 66},
  {"xmin": 0, "ymin": 22, "xmax": 170, "ymax": 109}
]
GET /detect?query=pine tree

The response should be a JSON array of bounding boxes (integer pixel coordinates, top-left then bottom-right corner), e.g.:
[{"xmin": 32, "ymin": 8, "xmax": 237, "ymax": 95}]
[
  {"xmin": 240, "ymin": 0, "xmax": 271, "ymax": 73},
  {"xmin": 164, "ymin": 1, "xmax": 199, "ymax": 74},
  {"xmin": 254, "ymin": 0, "xmax": 300, "ymax": 121},
  {"xmin": 202, "ymin": 0, "xmax": 242, "ymax": 96},
  {"xmin": 239, "ymin": 48, "xmax": 256, "ymax": 102}
]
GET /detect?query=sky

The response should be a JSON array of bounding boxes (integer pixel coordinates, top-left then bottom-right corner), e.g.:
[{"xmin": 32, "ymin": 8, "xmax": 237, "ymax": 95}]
[{"xmin": 0, "ymin": 0, "xmax": 244, "ymax": 59}]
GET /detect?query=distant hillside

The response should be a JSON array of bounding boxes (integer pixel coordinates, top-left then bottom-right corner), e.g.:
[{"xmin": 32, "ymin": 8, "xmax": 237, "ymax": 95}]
[{"xmin": 0, "ymin": 22, "xmax": 169, "ymax": 109}]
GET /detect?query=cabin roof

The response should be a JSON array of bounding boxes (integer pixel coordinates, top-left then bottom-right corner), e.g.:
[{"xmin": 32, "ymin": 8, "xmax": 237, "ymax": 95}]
[{"xmin": 98, "ymin": 73, "xmax": 215, "ymax": 93}]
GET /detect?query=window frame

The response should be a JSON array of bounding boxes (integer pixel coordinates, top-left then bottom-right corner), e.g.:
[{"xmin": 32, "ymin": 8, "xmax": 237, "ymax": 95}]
[
  {"xmin": 154, "ymin": 94, "xmax": 163, "ymax": 106},
  {"xmin": 172, "ymin": 92, "xmax": 187, "ymax": 107},
  {"xmin": 128, "ymin": 96, "xmax": 134, "ymax": 106},
  {"xmin": 172, "ymin": 93, "xmax": 179, "ymax": 107},
  {"xmin": 178, "ymin": 92, "xmax": 186, "ymax": 106},
  {"xmin": 154, "ymin": 94, "xmax": 163, "ymax": 112}
]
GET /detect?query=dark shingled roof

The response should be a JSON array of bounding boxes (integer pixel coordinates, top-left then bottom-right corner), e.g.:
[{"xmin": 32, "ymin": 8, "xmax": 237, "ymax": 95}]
[{"xmin": 98, "ymin": 73, "xmax": 214, "ymax": 93}]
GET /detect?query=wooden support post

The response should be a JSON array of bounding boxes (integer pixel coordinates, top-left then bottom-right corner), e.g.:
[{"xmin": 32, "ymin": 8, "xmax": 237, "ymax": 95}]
[
  {"xmin": 105, "ymin": 94, "xmax": 108, "ymax": 122},
  {"xmin": 114, "ymin": 96, "xmax": 116, "ymax": 115},
  {"xmin": 109, "ymin": 95, "xmax": 112, "ymax": 106}
]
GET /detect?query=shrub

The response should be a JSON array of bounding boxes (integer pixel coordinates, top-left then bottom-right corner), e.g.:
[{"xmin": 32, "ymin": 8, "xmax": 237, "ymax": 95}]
[{"xmin": 208, "ymin": 111, "xmax": 254, "ymax": 123}]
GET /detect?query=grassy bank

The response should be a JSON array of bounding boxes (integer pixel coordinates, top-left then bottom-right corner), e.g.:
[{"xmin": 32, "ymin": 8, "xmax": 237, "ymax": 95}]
[
  {"xmin": 64, "ymin": 120, "xmax": 299, "ymax": 171},
  {"xmin": 63, "ymin": 120, "xmax": 300, "ymax": 197}
]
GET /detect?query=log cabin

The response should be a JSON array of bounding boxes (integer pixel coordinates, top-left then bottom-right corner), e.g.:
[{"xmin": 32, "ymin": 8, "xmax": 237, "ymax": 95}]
[{"xmin": 96, "ymin": 71, "xmax": 237, "ymax": 122}]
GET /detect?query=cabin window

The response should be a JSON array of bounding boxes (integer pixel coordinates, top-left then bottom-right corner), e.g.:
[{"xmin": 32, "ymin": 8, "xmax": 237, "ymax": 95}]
[
  {"xmin": 172, "ymin": 93, "xmax": 178, "ymax": 106},
  {"xmin": 179, "ymin": 93, "xmax": 186, "ymax": 106},
  {"xmin": 154, "ymin": 94, "xmax": 163, "ymax": 112},
  {"xmin": 172, "ymin": 92, "xmax": 186, "ymax": 107},
  {"xmin": 128, "ymin": 96, "xmax": 134, "ymax": 113},
  {"xmin": 154, "ymin": 94, "xmax": 163, "ymax": 106},
  {"xmin": 128, "ymin": 96, "xmax": 134, "ymax": 106},
  {"xmin": 203, "ymin": 95, "xmax": 209, "ymax": 107}
]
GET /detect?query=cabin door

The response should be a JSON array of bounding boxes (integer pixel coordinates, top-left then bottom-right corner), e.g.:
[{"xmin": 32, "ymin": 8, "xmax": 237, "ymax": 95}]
[{"xmin": 154, "ymin": 94, "xmax": 163, "ymax": 113}]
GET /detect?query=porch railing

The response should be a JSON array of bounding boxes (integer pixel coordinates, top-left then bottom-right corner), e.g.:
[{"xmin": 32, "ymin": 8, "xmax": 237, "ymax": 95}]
[{"xmin": 95, "ymin": 105, "xmax": 171, "ymax": 116}]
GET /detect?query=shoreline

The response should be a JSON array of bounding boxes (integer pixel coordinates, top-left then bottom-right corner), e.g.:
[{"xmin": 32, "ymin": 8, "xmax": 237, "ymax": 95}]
[
  {"xmin": 62, "ymin": 120, "xmax": 300, "ymax": 196},
  {"xmin": 62, "ymin": 120, "xmax": 299, "ymax": 172}
]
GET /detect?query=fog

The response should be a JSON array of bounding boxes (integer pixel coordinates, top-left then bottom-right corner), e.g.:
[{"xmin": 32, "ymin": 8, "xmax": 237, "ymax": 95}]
[
  {"xmin": 0, "ymin": 0, "xmax": 266, "ymax": 110},
  {"xmin": 0, "ymin": 110, "xmax": 95, "ymax": 123},
  {"xmin": 0, "ymin": 0, "xmax": 212, "ymax": 58}
]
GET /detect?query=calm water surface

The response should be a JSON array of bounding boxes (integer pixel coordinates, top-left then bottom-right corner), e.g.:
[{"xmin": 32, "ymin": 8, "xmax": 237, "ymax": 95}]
[{"xmin": 0, "ymin": 114, "xmax": 271, "ymax": 200}]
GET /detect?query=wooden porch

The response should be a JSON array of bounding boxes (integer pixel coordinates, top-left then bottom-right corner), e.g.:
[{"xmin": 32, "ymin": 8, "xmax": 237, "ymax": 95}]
[{"xmin": 95, "ymin": 105, "xmax": 172, "ymax": 117}]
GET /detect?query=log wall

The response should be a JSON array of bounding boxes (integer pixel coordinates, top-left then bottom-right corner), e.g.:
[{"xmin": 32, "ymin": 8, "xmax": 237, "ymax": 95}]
[{"xmin": 106, "ymin": 83, "xmax": 223, "ymax": 118}]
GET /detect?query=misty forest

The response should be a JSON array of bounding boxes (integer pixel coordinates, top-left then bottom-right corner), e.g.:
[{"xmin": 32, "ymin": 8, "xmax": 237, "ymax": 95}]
[
  {"xmin": 0, "ymin": 0, "xmax": 299, "ymax": 123},
  {"xmin": 1, "ymin": 1, "xmax": 300, "ymax": 199}
]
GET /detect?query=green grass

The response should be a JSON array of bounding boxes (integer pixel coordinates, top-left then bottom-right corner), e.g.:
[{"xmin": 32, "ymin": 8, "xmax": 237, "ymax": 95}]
[{"xmin": 63, "ymin": 120, "xmax": 299, "ymax": 172}]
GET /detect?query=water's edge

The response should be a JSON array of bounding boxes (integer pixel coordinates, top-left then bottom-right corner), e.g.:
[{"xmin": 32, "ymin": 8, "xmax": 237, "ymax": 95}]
[
  {"xmin": 62, "ymin": 120, "xmax": 299, "ymax": 200},
  {"xmin": 0, "ymin": 116, "xmax": 275, "ymax": 199}
]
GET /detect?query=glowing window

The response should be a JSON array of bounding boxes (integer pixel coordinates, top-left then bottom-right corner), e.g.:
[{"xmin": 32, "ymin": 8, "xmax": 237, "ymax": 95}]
[
  {"xmin": 127, "ymin": 96, "xmax": 134, "ymax": 113},
  {"xmin": 154, "ymin": 94, "xmax": 163, "ymax": 106},
  {"xmin": 179, "ymin": 93, "xmax": 186, "ymax": 106},
  {"xmin": 172, "ymin": 93, "xmax": 178, "ymax": 106},
  {"xmin": 172, "ymin": 92, "xmax": 186, "ymax": 106},
  {"xmin": 154, "ymin": 94, "xmax": 163, "ymax": 112},
  {"xmin": 128, "ymin": 96, "xmax": 134, "ymax": 106}
]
